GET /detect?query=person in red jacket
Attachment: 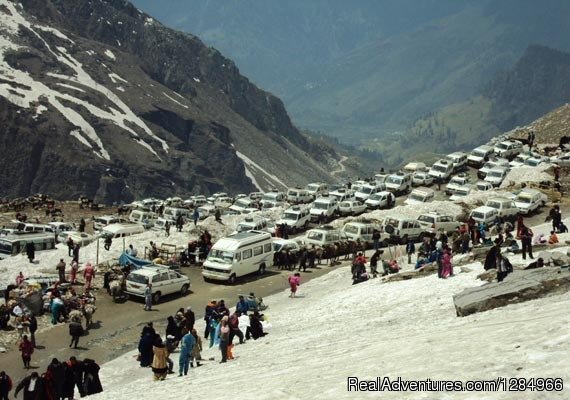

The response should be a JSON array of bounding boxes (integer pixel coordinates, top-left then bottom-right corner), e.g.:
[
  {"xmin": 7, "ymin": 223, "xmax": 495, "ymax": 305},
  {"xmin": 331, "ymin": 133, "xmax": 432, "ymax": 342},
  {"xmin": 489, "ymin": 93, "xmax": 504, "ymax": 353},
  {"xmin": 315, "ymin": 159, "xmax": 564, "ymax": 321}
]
[
  {"xmin": 83, "ymin": 263, "xmax": 95, "ymax": 291},
  {"xmin": 288, "ymin": 273, "xmax": 301, "ymax": 298},
  {"xmin": 19, "ymin": 335, "xmax": 34, "ymax": 369}
]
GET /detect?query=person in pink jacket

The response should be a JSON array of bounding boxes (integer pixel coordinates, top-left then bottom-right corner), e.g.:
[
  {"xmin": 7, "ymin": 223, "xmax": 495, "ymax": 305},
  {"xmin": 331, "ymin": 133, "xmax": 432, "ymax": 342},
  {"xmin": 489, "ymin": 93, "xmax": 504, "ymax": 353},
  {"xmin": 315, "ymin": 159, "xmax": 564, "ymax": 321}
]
[
  {"xmin": 83, "ymin": 262, "xmax": 95, "ymax": 290},
  {"xmin": 288, "ymin": 273, "xmax": 301, "ymax": 298},
  {"xmin": 441, "ymin": 248, "xmax": 454, "ymax": 279}
]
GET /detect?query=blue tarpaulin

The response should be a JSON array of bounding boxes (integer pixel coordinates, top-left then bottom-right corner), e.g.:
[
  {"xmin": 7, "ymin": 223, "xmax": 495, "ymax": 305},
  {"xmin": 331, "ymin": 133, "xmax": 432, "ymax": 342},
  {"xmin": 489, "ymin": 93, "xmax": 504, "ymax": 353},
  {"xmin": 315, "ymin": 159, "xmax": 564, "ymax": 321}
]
[{"xmin": 118, "ymin": 252, "xmax": 152, "ymax": 269}]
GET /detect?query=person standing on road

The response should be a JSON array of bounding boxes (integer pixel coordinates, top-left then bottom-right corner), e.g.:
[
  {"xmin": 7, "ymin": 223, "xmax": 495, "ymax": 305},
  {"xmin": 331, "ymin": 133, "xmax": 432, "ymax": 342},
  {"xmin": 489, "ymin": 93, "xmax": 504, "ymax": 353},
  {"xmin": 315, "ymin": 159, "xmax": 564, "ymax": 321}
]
[
  {"xmin": 72, "ymin": 243, "xmax": 80, "ymax": 264},
  {"xmin": 0, "ymin": 371, "xmax": 13, "ymax": 400},
  {"xmin": 192, "ymin": 209, "xmax": 199, "ymax": 226},
  {"xmin": 19, "ymin": 335, "xmax": 34, "ymax": 369},
  {"xmin": 521, "ymin": 226, "xmax": 534, "ymax": 260},
  {"xmin": 70, "ymin": 261, "xmax": 79, "ymax": 285},
  {"xmin": 14, "ymin": 372, "xmax": 41, "ymax": 400},
  {"xmin": 406, "ymin": 240, "xmax": 415, "ymax": 264},
  {"xmin": 67, "ymin": 237, "xmax": 75, "ymax": 257},
  {"xmin": 104, "ymin": 235, "xmax": 112, "ymax": 251},
  {"xmin": 144, "ymin": 283, "xmax": 153, "ymax": 311},
  {"xmin": 372, "ymin": 229, "xmax": 381, "ymax": 251},
  {"xmin": 27, "ymin": 315, "xmax": 37, "ymax": 348},
  {"xmin": 165, "ymin": 221, "xmax": 171, "ymax": 237},
  {"xmin": 56, "ymin": 259, "xmax": 66, "ymax": 283},
  {"xmin": 68, "ymin": 317, "xmax": 84, "ymax": 349}
]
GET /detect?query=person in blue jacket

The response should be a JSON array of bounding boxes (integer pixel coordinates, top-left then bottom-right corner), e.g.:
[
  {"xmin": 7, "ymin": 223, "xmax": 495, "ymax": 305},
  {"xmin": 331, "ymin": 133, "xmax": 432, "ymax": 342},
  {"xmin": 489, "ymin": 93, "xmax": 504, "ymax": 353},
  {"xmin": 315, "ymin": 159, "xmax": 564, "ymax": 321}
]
[
  {"xmin": 179, "ymin": 329, "xmax": 196, "ymax": 376},
  {"xmin": 235, "ymin": 295, "xmax": 248, "ymax": 315}
]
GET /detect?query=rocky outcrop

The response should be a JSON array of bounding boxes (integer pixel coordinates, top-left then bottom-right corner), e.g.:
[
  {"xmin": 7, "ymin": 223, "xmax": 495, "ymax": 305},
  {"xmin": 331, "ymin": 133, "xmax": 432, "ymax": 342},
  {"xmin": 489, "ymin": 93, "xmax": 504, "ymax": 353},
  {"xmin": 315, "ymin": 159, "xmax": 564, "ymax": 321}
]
[
  {"xmin": 453, "ymin": 267, "xmax": 570, "ymax": 317},
  {"xmin": 0, "ymin": 0, "xmax": 339, "ymax": 202}
]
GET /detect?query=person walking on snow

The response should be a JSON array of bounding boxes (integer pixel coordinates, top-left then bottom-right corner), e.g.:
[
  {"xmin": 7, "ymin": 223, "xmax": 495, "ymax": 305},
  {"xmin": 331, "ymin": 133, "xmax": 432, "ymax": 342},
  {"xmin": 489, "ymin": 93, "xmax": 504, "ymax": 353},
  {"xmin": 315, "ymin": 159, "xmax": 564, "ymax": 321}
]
[
  {"xmin": 56, "ymin": 259, "xmax": 66, "ymax": 283},
  {"xmin": 288, "ymin": 273, "xmax": 301, "ymax": 298},
  {"xmin": 179, "ymin": 329, "xmax": 196, "ymax": 376}
]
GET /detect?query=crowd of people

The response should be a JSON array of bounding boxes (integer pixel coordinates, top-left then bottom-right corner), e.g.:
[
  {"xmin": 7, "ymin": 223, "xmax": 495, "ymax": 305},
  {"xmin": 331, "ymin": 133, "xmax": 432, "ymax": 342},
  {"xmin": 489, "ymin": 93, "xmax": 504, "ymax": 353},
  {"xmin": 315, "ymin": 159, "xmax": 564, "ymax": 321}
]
[
  {"xmin": 137, "ymin": 294, "xmax": 268, "ymax": 380},
  {"xmin": 0, "ymin": 357, "xmax": 102, "ymax": 399}
]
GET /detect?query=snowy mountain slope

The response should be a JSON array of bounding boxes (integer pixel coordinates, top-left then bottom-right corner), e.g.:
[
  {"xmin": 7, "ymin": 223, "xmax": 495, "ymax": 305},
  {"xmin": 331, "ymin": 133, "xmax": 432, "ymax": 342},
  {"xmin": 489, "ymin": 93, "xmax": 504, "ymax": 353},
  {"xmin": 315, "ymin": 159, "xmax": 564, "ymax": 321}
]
[
  {"xmin": 0, "ymin": 0, "xmax": 340, "ymax": 202},
  {"xmin": 90, "ymin": 262, "xmax": 570, "ymax": 400}
]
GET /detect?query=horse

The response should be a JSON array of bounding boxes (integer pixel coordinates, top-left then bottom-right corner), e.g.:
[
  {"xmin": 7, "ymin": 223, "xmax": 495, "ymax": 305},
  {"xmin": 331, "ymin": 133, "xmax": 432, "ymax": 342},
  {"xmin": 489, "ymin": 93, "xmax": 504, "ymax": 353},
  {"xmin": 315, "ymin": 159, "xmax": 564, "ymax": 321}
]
[
  {"xmin": 82, "ymin": 303, "xmax": 96, "ymax": 330},
  {"xmin": 108, "ymin": 275, "xmax": 126, "ymax": 302}
]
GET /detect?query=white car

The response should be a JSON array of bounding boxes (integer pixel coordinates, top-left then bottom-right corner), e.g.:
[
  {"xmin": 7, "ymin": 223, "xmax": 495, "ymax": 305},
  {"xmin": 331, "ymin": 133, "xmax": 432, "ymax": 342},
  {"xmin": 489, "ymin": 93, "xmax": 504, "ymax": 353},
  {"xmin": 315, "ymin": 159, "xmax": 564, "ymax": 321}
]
[
  {"xmin": 404, "ymin": 187, "xmax": 435, "ymax": 205},
  {"xmin": 467, "ymin": 145, "xmax": 494, "ymax": 168},
  {"xmin": 484, "ymin": 166, "xmax": 509, "ymax": 187},
  {"xmin": 445, "ymin": 152, "xmax": 468, "ymax": 173},
  {"xmin": 445, "ymin": 173, "xmax": 471, "ymax": 195},
  {"xmin": 309, "ymin": 196, "xmax": 339, "ymax": 221},
  {"xmin": 513, "ymin": 189, "xmax": 547, "ymax": 215},
  {"xmin": 57, "ymin": 231, "xmax": 96, "ymax": 246},
  {"xmin": 402, "ymin": 162, "xmax": 427, "ymax": 174},
  {"xmin": 364, "ymin": 191, "xmax": 395, "ymax": 209},
  {"xmin": 125, "ymin": 266, "xmax": 190, "ymax": 304},
  {"xmin": 485, "ymin": 198, "xmax": 519, "ymax": 221},
  {"xmin": 274, "ymin": 206, "xmax": 311, "ymax": 232},
  {"xmin": 338, "ymin": 200, "xmax": 367, "ymax": 216},
  {"xmin": 524, "ymin": 156, "xmax": 549, "ymax": 167},
  {"xmin": 509, "ymin": 153, "xmax": 531, "ymax": 168},
  {"xmin": 417, "ymin": 213, "xmax": 460, "ymax": 234},
  {"xmin": 428, "ymin": 159, "xmax": 454, "ymax": 181},
  {"xmin": 449, "ymin": 184, "xmax": 474, "ymax": 201},
  {"xmin": 384, "ymin": 173, "xmax": 413, "ymax": 195},
  {"xmin": 475, "ymin": 181, "xmax": 494, "ymax": 192},
  {"xmin": 550, "ymin": 153, "xmax": 570, "ymax": 166},
  {"xmin": 329, "ymin": 188, "xmax": 354, "ymax": 202},
  {"xmin": 493, "ymin": 140, "xmax": 523, "ymax": 159},
  {"xmin": 477, "ymin": 159, "xmax": 509, "ymax": 179},
  {"xmin": 412, "ymin": 171, "xmax": 433, "ymax": 187}
]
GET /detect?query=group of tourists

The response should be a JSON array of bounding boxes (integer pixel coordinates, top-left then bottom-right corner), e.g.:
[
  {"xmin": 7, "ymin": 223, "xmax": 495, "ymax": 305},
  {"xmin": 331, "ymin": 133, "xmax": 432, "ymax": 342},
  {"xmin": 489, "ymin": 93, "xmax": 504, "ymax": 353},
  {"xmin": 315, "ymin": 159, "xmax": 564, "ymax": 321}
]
[
  {"xmin": 137, "ymin": 294, "xmax": 268, "ymax": 381},
  {"xmin": 1, "ymin": 357, "xmax": 102, "ymax": 399}
]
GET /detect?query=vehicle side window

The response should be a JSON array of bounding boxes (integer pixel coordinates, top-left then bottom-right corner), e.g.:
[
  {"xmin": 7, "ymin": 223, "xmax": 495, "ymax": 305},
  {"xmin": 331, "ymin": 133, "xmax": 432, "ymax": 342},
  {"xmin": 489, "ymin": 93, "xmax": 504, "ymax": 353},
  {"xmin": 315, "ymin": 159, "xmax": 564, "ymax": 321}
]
[
  {"xmin": 168, "ymin": 271, "xmax": 179, "ymax": 280},
  {"xmin": 152, "ymin": 274, "xmax": 162, "ymax": 283},
  {"xmin": 160, "ymin": 272, "xmax": 169, "ymax": 282},
  {"xmin": 243, "ymin": 249, "xmax": 252, "ymax": 260},
  {"xmin": 235, "ymin": 253, "xmax": 241, "ymax": 262},
  {"xmin": 264, "ymin": 243, "xmax": 272, "ymax": 253},
  {"xmin": 253, "ymin": 246, "xmax": 263, "ymax": 256}
]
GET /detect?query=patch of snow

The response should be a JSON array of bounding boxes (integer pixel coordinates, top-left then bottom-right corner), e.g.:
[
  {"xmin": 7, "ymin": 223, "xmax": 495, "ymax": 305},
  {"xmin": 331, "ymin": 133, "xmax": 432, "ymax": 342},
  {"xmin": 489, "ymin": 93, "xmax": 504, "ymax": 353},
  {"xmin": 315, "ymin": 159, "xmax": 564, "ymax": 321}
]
[
  {"xmin": 104, "ymin": 49, "xmax": 116, "ymax": 60},
  {"xmin": 56, "ymin": 83, "xmax": 86, "ymax": 93},
  {"xmin": 108, "ymin": 73, "xmax": 128, "ymax": 84},
  {"xmin": 70, "ymin": 129, "xmax": 93, "ymax": 149},
  {"xmin": 116, "ymin": 40, "xmax": 121, "ymax": 47},
  {"xmin": 162, "ymin": 92, "xmax": 188, "ymax": 109},
  {"xmin": 193, "ymin": 77, "xmax": 200, "ymax": 83},
  {"xmin": 33, "ymin": 25, "xmax": 74, "ymax": 43},
  {"xmin": 85, "ymin": 50, "xmax": 95, "ymax": 56},
  {"xmin": 115, "ymin": 86, "xmax": 125, "ymax": 92},
  {"xmin": 235, "ymin": 149, "xmax": 288, "ymax": 190},
  {"xmin": 144, "ymin": 17, "xmax": 154, "ymax": 26},
  {"xmin": 35, "ymin": 104, "xmax": 47, "ymax": 115},
  {"xmin": 173, "ymin": 91, "xmax": 186, "ymax": 100},
  {"xmin": 88, "ymin": 258, "xmax": 570, "ymax": 400}
]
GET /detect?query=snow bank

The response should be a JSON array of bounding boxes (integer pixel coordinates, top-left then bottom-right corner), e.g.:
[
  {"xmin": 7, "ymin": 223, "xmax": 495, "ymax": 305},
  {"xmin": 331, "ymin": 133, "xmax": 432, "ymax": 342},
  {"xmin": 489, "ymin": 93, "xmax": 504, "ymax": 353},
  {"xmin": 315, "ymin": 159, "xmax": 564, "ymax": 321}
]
[
  {"xmin": 500, "ymin": 164, "xmax": 553, "ymax": 188},
  {"xmin": 104, "ymin": 49, "xmax": 116, "ymax": 60},
  {"xmin": 330, "ymin": 200, "xmax": 465, "ymax": 228},
  {"xmin": 91, "ymin": 258, "xmax": 569, "ymax": 399}
]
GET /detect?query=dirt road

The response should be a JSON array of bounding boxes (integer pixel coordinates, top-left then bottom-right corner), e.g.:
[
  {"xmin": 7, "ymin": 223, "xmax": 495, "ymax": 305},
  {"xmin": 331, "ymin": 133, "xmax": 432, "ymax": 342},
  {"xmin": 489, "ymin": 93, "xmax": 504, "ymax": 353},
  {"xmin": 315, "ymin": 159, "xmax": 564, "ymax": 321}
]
[{"xmin": 0, "ymin": 261, "xmax": 350, "ymax": 384}]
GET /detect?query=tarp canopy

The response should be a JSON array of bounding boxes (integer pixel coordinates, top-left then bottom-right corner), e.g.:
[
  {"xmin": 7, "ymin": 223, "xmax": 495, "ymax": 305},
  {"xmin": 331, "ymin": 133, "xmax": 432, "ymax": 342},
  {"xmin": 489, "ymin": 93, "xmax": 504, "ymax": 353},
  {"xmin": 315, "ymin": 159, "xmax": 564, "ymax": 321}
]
[{"xmin": 118, "ymin": 252, "xmax": 151, "ymax": 269}]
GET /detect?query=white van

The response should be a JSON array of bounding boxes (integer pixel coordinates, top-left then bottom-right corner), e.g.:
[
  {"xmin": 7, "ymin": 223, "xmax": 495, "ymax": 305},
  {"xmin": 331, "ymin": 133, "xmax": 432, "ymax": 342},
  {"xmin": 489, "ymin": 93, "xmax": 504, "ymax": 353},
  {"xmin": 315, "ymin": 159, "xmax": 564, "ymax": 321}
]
[
  {"xmin": 364, "ymin": 191, "xmax": 395, "ymax": 209},
  {"xmin": 47, "ymin": 222, "xmax": 75, "ymax": 236},
  {"xmin": 129, "ymin": 210, "xmax": 158, "ymax": 228},
  {"xmin": 354, "ymin": 183, "xmax": 381, "ymax": 202},
  {"xmin": 467, "ymin": 145, "xmax": 494, "ymax": 168},
  {"xmin": 10, "ymin": 222, "xmax": 55, "ymax": 234},
  {"xmin": 305, "ymin": 183, "xmax": 328, "ymax": 199},
  {"xmin": 484, "ymin": 166, "xmax": 509, "ymax": 187},
  {"xmin": 235, "ymin": 217, "xmax": 270, "ymax": 234},
  {"xmin": 329, "ymin": 188, "xmax": 354, "ymax": 202},
  {"xmin": 197, "ymin": 204, "xmax": 217, "ymax": 220},
  {"xmin": 230, "ymin": 198, "xmax": 255, "ymax": 213},
  {"xmin": 513, "ymin": 189, "xmax": 547, "ymax": 215},
  {"xmin": 163, "ymin": 207, "xmax": 190, "ymax": 220},
  {"xmin": 309, "ymin": 196, "xmax": 339, "ymax": 221},
  {"xmin": 275, "ymin": 206, "xmax": 311, "ymax": 232},
  {"xmin": 93, "ymin": 215, "xmax": 127, "ymax": 231},
  {"xmin": 303, "ymin": 226, "xmax": 349, "ymax": 247},
  {"xmin": 125, "ymin": 265, "xmax": 190, "ymax": 304},
  {"xmin": 380, "ymin": 216, "xmax": 424, "ymax": 244},
  {"xmin": 342, "ymin": 221, "xmax": 380, "ymax": 244},
  {"xmin": 152, "ymin": 218, "xmax": 175, "ymax": 231},
  {"xmin": 402, "ymin": 162, "xmax": 427, "ymax": 174},
  {"xmin": 100, "ymin": 223, "xmax": 145, "ymax": 239},
  {"xmin": 428, "ymin": 159, "xmax": 454, "ymax": 181},
  {"xmin": 202, "ymin": 230, "xmax": 274, "ymax": 284},
  {"xmin": 404, "ymin": 187, "xmax": 435, "ymax": 205},
  {"xmin": 485, "ymin": 198, "xmax": 519, "ymax": 220},
  {"xmin": 384, "ymin": 172, "xmax": 413, "ymax": 195},
  {"xmin": 260, "ymin": 191, "xmax": 287, "ymax": 208},
  {"xmin": 286, "ymin": 188, "xmax": 313, "ymax": 204},
  {"xmin": 469, "ymin": 206, "xmax": 499, "ymax": 225},
  {"xmin": 0, "ymin": 232, "xmax": 56, "ymax": 259},
  {"xmin": 445, "ymin": 152, "xmax": 468, "ymax": 173}
]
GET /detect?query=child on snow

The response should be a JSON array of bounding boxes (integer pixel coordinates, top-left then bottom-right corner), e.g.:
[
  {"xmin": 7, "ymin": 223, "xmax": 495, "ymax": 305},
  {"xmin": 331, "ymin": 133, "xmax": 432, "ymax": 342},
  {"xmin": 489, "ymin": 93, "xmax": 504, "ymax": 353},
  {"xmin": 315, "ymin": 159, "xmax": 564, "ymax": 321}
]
[{"xmin": 288, "ymin": 273, "xmax": 301, "ymax": 298}]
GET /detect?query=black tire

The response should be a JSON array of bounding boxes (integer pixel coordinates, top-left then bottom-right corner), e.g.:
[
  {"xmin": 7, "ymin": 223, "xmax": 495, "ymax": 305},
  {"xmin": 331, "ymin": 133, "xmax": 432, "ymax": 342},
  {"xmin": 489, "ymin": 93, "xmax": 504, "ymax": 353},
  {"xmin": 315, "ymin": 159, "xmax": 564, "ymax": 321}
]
[
  {"xmin": 228, "ymin": 273, "xmax": 237, "ymax": 285},
  {"xmin": 180, "ymin": 284, "xmax": 189, "ymax": 296},
  {"xmin": 152, "ymin": 292, "xmax": 161, "ymax": 304},
  {"xmin": 258, "ymin": 264, "xmax": 266, "ymax": 276}
]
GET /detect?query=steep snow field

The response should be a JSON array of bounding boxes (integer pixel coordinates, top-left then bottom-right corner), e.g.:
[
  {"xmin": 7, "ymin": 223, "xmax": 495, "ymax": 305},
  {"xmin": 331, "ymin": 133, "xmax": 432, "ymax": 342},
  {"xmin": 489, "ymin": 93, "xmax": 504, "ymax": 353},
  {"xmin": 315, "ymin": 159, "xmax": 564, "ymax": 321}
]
[{"xmin": 90, "ymin": 261, "xmax": 570, "ymax": 400}]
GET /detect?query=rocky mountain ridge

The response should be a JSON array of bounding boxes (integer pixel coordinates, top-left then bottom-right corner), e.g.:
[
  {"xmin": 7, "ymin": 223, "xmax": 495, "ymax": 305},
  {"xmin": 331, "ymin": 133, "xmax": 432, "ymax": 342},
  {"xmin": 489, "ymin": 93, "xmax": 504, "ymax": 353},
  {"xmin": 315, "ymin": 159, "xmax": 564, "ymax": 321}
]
[{"xmin": 0, "ymin": 0, "xmax": 344, "ymax": 203}]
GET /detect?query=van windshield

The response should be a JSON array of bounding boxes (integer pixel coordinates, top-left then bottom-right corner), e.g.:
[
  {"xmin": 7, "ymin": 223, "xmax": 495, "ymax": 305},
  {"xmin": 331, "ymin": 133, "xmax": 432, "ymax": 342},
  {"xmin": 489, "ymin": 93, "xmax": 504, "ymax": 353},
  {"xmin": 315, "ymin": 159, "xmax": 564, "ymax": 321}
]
[
  {"xmin": 488, "ymin": 170, "xmax": 504, "ymax": 178},
  {"xmin": 313, "ymin": 202, "xmax": 329, "ymax": 210},
  {"xmin": 433, "ymin": 164, "xmax": 448, "ymax": 173},
  {"xmin": 472, "ymin": 149, "xmax": 487, "ymax": 157},
  {"xmin": 283, "ymin": 212, "xmax": 299, "ymax": 220},
  {"xmin": 487, "ymin": 201, "xmax": 501, "ymax": 210},
  {"xmin": 343, "ymin": 225, "xmax": 359, "ymax": 234},
  {"xmin": 386, "ymin": 177, "xmax": 402, "ymax": 185},
  {"xmin": 127, "ymin": 273, "xmax": 148, "ymax": 284},
  {"xmin": 306, "ymin": 184, "xmax": 320, "ymax": 192},
  {"xmin": 307, "ymin": 231, "xmax": 324, "ymax": 241},
  {"xmin": 288, "ymin": 191, "xmax": 298, "ymax": 196},
  {"xmin": 409, "ymin": 193, "xmax": 426, "ymax": 202},
  {"xmin": 207, "ymin": 249, "xmax": 234, "ymax": 264},
  {"xmin": 236, "ymin": 223, "xmax": 254, "ymax": 232},
  {"xmin": 360, "ymin": 187, "xmax": 374, "ymax": 194},
  {"xmin": 516, "ymin": 195, "xmax": 533, "ymax": 204},
  {"xmin": 417, "ymin": 215, "xmax": 435, "ymax": 224}
]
